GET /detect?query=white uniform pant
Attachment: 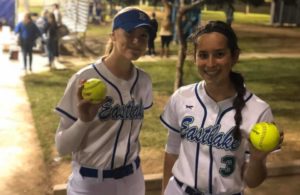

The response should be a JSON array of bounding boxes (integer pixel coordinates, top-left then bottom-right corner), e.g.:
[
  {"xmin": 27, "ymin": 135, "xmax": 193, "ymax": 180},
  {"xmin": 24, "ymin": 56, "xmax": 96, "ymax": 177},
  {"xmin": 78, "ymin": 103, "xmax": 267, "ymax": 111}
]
[
  {"xmin": 67, "ymin": 163, "xmax": 145, "ymax": 195},
  {"xmin": 164, "ymin": 177, "xmax": 191, "ymax": 195},
  {"xmin": 164, "ymin": 177, "xmax": 244, "ymax": 195}
]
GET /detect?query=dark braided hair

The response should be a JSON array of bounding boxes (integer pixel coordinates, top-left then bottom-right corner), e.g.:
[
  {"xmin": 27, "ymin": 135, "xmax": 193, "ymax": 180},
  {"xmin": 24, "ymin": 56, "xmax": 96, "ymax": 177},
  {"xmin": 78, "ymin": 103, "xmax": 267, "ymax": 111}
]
[
  {"xmin": 230, "ymin": 72, "xmax": 246, "ymax": 139},
  {"xmin": 190, "ymin": 21, "xmax": 246, "ymax": 140}
]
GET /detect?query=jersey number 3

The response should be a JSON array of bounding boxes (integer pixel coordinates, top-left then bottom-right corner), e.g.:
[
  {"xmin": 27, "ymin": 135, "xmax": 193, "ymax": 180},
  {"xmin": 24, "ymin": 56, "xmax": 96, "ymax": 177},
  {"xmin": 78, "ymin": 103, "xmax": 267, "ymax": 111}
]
[{"xmin": 219, "ymin": 155, "xmax": 236, "ymax": 177}]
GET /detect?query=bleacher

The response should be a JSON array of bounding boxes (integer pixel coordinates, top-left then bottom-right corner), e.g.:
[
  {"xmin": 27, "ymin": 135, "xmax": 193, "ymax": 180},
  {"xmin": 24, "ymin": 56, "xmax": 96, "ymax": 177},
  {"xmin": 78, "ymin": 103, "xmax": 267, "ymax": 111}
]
[{"xmin": 52, "ymin": 0, "xmax": 89, "ymax": 55}]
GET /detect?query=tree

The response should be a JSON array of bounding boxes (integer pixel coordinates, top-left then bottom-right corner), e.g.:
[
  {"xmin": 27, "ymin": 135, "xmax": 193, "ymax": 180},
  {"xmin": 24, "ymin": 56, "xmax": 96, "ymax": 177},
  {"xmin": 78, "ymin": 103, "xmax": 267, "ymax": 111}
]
[
  {"xmin": 162, "ymin": 0, "xmax": 205, "ymax": 90},
  {"xmin": 162, "ymin": 0, "xmax": 268, "ymax": 90},
  {"xmin": 159, "ymin": 0, "xmax": 204, "ymax": 90},
  {"xmin": 161, "ymin": 0, "xmax": 269, "ymax": 90},
  {"xmin": 224, "ymin": 1, "xmax": 235, "ymax": 25}
]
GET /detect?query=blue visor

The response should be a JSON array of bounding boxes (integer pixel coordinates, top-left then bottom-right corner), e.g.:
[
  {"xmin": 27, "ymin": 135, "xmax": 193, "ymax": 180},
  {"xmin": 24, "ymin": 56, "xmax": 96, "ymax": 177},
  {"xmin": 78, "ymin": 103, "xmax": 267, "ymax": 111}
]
[{"xmin": 112, "ymin": 9, "xmax": 154, "ymax": 36}]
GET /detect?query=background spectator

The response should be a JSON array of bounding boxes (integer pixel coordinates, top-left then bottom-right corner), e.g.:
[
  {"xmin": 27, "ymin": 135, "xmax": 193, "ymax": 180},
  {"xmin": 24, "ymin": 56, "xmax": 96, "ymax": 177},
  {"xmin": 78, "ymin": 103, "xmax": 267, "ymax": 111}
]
[
  {"xmin": 35, "ymin": 9, "xmax": 49, "ymax": 55},
  {"xmin": 95, "ymin": 2, "xmax": 102, "ymax": 24},
  {"xmin": 159, "ymin": 19, "xmax": 173, "ymax": 58},
  {"xmin": 88, "ymin": 0, "xmax": 95, "ymax": 23},
  {"xmin": 52, "ymin": 3, "xmax": 62, "ymax": 26},
  {"xmin": 14, "ymin": 12, "xmax": 41, "ymax": 72},
  {"xmin": 147, "ymin": 12, "xmax": 158, "ymax": 56},
  {"xmin": 45, "ymin": 13, "xmax": 59, "ymax": 69}
]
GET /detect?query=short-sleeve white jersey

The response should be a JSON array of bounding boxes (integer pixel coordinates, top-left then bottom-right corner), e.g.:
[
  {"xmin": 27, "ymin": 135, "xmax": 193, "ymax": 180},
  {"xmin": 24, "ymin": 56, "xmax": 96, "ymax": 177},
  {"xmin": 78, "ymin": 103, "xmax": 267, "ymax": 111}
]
[
  {"xmin": 55, "ymin": 58, "xmax": 153, "ymax": 169},
  {"xmin": 160, "ymin": 80, "xmax": 273, "ymax": 194}
]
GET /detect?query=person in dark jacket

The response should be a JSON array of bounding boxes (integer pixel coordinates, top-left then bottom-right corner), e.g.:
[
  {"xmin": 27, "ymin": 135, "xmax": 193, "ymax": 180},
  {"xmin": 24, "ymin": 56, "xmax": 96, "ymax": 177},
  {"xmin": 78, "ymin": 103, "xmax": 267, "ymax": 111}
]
[
  {"xmin": 15, "ymin": 13, "xmax": 41, "ymax": 72},
  {"xmin": 45, "ymin": 13, "xmax": 59, "ymax": 69},
  {"xmin": 147, "ymin": 12, "xmax": 158, "ymax": 56}
]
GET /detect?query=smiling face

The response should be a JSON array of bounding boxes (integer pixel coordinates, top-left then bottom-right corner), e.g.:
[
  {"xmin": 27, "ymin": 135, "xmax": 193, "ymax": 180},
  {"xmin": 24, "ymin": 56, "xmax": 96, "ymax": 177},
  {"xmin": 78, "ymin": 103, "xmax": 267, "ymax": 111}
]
[
  {"xmin": 111, "ymin": 27, "xmax": 149, "ymax": 61},
  {"xmin": 195, "ymin": 32, "xmax": 238, "ymax": 86}
]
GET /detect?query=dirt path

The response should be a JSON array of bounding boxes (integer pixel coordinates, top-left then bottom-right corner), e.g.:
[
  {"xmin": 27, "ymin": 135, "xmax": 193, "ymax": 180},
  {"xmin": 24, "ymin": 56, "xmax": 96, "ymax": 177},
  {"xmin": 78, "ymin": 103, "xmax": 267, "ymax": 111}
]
[{"xmin": 0, "ymin": 53, "xmax": 51, "ymax": 194}]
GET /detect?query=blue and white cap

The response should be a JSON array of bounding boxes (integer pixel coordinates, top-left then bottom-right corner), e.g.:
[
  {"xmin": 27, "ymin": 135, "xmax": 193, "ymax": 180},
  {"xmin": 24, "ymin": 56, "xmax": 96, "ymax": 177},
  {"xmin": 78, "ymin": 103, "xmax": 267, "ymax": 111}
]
[{"xmin": 112, "ymin": 8, "xmax": 154, "ymax": 36}]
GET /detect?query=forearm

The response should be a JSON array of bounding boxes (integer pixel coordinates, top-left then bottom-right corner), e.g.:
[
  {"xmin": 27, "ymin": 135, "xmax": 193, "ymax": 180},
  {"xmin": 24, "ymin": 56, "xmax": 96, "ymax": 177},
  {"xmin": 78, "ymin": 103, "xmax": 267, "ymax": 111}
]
[
  {"xmin": 55, "ymin": 119, "xmax": 91, "ymax": 156},
  {"xmin": 244, "ymin": 157, "xmax": 267, "ymax": 188},
  {"xmin": 162, "ymin": 152, "xmax": 178, "ymax": 194}
]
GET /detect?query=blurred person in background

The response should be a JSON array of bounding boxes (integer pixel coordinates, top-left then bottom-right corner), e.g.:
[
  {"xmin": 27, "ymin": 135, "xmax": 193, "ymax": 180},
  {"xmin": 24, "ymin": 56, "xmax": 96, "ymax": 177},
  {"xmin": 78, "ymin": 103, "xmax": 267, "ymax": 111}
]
[
  {"xmin": 15, "ymin": 12, "xmax": 41, "ymax": 72},
  {"xmin": 35, "ymin": 9, "xmax": 49, "ymax": 55},
  {"xmin": 45, "ymin": 13, "xmax": 59, "ymax": 69},
  {"xmin": 147, "ymin": 12, "xmax": 158, "ymax": 56},
  {"xmin": 52, "ymin": 3, "xmax": 62, "ymax": 26}
]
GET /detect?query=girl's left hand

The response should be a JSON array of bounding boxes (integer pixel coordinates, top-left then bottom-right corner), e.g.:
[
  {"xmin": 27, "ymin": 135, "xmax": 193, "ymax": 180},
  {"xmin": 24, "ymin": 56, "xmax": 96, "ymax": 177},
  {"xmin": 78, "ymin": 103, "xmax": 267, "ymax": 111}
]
[{"xmin": 249, "ymin": 131, "xmax": 284, "ymax": 161}]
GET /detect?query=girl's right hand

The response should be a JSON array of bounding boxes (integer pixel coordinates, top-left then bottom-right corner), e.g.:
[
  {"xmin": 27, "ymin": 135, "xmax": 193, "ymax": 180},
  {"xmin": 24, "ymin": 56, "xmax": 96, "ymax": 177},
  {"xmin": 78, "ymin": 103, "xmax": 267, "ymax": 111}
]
[{"xmin": 76, "ymin": 80, "xmax": 105, "ymax": 122}]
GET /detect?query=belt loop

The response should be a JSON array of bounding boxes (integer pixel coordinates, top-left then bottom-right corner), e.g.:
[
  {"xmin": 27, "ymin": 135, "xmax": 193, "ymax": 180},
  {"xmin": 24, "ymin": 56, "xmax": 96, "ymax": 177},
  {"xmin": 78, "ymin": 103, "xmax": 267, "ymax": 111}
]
[
  {"xmin": 72, "ymin": 161, "xmax": 80, "ymax": 172},
  {"xmin": 132, "ymin": 159, "xmax": 137, "ymax": 173},
  {"xmin": 132, "ymin": 156, "xmax": 140, "ymax": 173},
  {"xmin": 97, "ymin": 169, "xmax": 103, "ymax": 182},
  {"xmin": 72, "ymin": 161, "xmax": 83, "ymax": 179}
]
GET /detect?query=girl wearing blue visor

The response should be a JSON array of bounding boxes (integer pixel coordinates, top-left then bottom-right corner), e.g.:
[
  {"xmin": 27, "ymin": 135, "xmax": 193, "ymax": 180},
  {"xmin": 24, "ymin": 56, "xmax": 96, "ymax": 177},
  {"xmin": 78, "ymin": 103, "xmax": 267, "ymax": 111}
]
[{"xmin": 55, "ymin": 7, "xmax": 155, "ymax": 195}]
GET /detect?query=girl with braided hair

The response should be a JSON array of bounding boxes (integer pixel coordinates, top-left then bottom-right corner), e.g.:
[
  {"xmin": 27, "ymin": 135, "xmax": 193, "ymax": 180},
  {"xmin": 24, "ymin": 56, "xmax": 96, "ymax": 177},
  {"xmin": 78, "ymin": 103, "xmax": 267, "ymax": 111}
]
[{"xmin": 160, "ymin": 21, "xmax": 283, "ymax": 195}]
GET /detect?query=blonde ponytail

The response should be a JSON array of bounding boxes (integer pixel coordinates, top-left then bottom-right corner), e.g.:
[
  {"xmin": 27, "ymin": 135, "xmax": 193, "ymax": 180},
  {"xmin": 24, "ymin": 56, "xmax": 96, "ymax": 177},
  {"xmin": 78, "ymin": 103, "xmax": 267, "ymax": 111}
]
[{"xmin": 104, "ymin": 38, "xmax": 113, "ymax": 56}]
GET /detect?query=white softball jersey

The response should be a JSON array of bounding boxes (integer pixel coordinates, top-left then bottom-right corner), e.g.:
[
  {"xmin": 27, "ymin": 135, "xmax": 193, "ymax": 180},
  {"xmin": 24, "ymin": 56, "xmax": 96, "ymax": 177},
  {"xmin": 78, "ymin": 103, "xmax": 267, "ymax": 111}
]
[
  {"xmin": 160, "ymin": 80, "xmax": 273, "ymax": 195},
  {"xmin": 55, "ymin": 58, "xmax": 153, "ymax": 170}
]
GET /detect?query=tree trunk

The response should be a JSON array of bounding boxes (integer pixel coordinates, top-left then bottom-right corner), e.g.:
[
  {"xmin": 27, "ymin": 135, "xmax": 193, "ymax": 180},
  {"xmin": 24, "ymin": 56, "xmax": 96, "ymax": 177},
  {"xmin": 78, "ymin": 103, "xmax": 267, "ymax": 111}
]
[
  {"xmin": 174, "ymin": 7, "xmax": 186, "ymax": 90},
  {"xmin": 270, "ymin": 1, "xmax": 276, "ymax": 25},
  {"xmin": 174, "ymin": 42, "xmax": 187, "ymax": 90},
  {"xmin": 173, "ymin": 0, "xmax": 204, "ymax": 91}
]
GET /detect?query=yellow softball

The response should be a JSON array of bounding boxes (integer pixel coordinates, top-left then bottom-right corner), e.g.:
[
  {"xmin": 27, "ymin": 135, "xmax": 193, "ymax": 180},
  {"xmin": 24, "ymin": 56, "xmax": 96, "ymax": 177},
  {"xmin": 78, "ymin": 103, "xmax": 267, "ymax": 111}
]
[
  {"xmin": 249, "ymin": 122, "xmax": 280, "ymax": 152},
  {"xmin": 82, "ymin": 78, "xmax": 107, "ymax": 104}
]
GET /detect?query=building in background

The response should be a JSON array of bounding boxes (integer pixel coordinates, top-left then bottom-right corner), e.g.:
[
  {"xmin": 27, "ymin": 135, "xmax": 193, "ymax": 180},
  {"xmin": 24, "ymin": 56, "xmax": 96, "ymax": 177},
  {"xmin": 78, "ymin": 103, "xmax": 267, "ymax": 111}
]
[
  {"xmin": 0, "ymin": 0, "xmax": 17, "ymax": 28},
  {"xmin": 270, "ymin": 0, "xmax": 300, "ymax": 26}
]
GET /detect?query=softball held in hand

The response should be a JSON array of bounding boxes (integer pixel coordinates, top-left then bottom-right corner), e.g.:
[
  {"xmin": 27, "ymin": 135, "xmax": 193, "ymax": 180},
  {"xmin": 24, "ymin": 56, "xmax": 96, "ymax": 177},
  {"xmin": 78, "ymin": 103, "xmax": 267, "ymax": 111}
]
[
  {"xmin": 82, "ymin": 78, "xmax": 107, "ymax": 104},
  {"xmin": 249, "ymin": 122, "xmax": 280, "ymax": 152}
]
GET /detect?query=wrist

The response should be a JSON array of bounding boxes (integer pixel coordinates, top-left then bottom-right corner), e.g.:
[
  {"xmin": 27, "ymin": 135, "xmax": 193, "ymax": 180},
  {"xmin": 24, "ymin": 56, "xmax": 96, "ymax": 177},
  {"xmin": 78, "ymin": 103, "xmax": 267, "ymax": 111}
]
[
  {"xmin": 249, "ymin": 155, "xmax": 267, "ymax": 166},
  {"xmin": 250, "ymin": 151, "xmax": 268, "ymax": 161}
]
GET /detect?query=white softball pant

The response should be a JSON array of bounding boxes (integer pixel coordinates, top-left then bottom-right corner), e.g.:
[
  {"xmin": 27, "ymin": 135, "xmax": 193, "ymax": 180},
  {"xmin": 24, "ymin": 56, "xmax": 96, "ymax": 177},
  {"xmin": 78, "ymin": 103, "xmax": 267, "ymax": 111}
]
[
  {"xmin": 164, "ymin": 176, "xmax": 191, "ymax": 195},
  {"xmin": 164, "ymin": 177, "xmax": 243, "ymax": 195},
  {"xmin": 67, "ymin": 161, "xmax": 145, "ymax": 195}
]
